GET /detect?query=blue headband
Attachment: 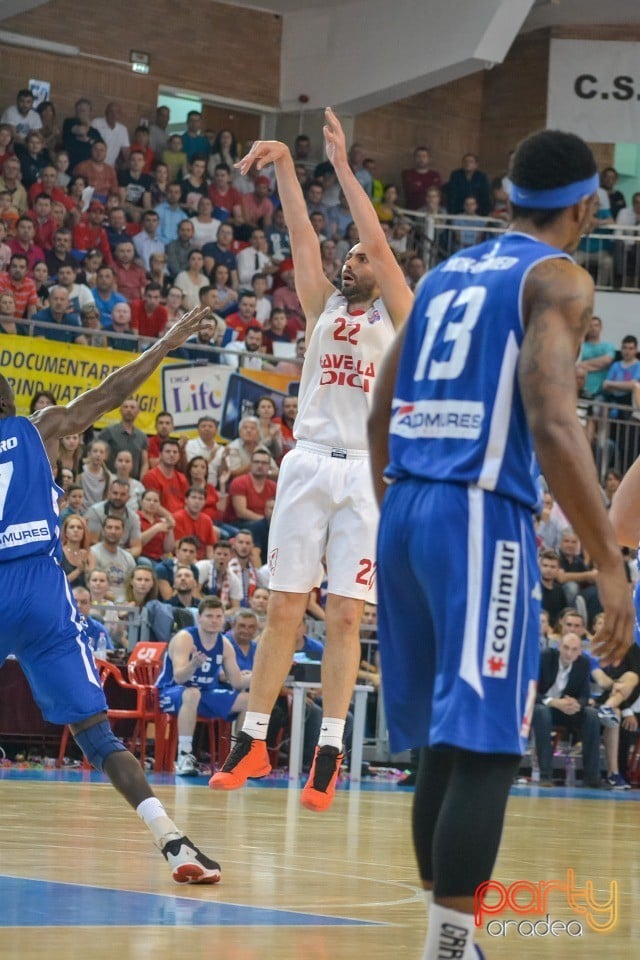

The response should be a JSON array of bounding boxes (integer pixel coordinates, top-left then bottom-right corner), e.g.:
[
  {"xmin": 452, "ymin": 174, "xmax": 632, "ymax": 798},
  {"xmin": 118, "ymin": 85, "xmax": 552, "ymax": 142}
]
[{"xmin": 508, "ymin": 173, "xmax": 599, "ymax": 209}]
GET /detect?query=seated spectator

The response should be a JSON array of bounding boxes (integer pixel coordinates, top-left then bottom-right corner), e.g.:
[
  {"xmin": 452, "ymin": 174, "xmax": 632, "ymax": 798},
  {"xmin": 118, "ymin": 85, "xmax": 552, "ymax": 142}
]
[
  {"xmin": 130, "ymin": 282, "xmax": 168, "ymax": 337},
  {"xmin": 131, "ymin": 125, "xmax": 155, "ymax": 174},
  {"xmin": 166, "ymin": 218, "xmax": 196, "ymax": 280},
  {"xmin": 75, "ymin": 140, "xmax": 118, "ymax": 202},
  {"xmin": 113, "ymin": 240, "xmax": 147, "ymax": 303},
  {"xmin": 601, "ymin": 166, "xmax": 626, "ymax": 220},
  {"xmin": 133, "ymin": 210, "xmax": 164, "ymax": 270},
  {"xmin": 266, "ymin": 206, "xmax": 291, "ymax": 262},
  {"xmin": 181, "ymin": 112, "xmax": 210, "ymax": 164},
  {"xmin": 185, "ymin": 455, "xmax": 230, "ymax": 531},
  {"xmin": 255, "ymin": 395, "xmax": 283, "ymax": 460},
  {"xmin": 0, "ymin": 123, "xmax": 13, "ymax": 171},
  {"xmin": 198, "ymin": 538, "xmax": 242, "ymax": 610},
  {"xmin": 173, "ymin": 313, "xmax": 223, "ymax": 364},
  {"xmin": 26, "ymin": 193, "xmax": 57, "ymax": 251},
  {"xmin": 14, "ymin": 130, "xmax": 50, "ymax": 189},
  {"xmin": 272, "ymin": 261, "xmax": 305, "ymax": 337},
  {"xmin": 209, "ymin": 128, "xmax": 238, "ymax": 174},
  {"xmin": 149, "ymin": 162, "xmax": 170, "ymax": 207},
  {"xmin": 373, "ymin": 183, "xmax": 400, "ymax": 224},
  {"xmin": 155, "ymin": 181, "xmax": 185, "ymax": 244},
  {"xmin": 535, "ymin": 490, "xmax": 563, "ymax": 551},
  {"xmin": 33, "ymin": 259, "xmax": 51, "ymax": 309},
  {"xmin": 37, "ymin": 100, "xmax": 59, "ymax": 156},
  {"xmin": 225, "ymin": 290, "xmax": 258, "ymax": 342},
  {"xmin": 113, "ymin": 449, "xmax": 145, "ymax": 506},
  {"xmin": 81, "ymin": 248, "xmax": 104, "ymax": 289},
  {"xmin": 60, "ymin": 514, "xmax": 96, "ymax": 587},
  {"xmin": 146, "ymin": 411, "xmax": 182, "ymax": 471},
  {"xmin": 319, "ymin": 239, "xmax": 341, "ymax": 284},
  {"xmin": 138, "ymin": 487, "xmax": 176, "ymax": 563},
  {"xmin": 167, "ymin": 564, "xmax": 201, "ymax": 610},
  {"xmin": 208, "ymin": 162, "xmax": 243, "ymax": 226},
  {"xmin": 92, "ymin": 264, "xmax": 126, "ymax": 325},
  {"xmin": 232, "ymin": 324, "xmax": 266, "ymax": 370},
  {"xmin": 539, "ymin": 549, "xmax": 567, "ymax": 631},
  {"xmin": 45, "ymin": 227, "xmax": 79, "ymax": 278},
  {"xmin": 251, "ymin": 272, "xmax": 272, "ymax": 325},
  {"xmin": 162, "ymin": 134, "xmax": 187, "ymax": 183},
  {"xmin": 591, "ymin": 642, "xmax": 640, "ymax": 789},
  {"xmin": 33, "ymin": 284, "xmax": 86, "ymax": 344},
  {"xmin": 157, "ymin": 597, "xmax": 249, "ymax": 776},
  {"xmin": 453, "ymin": 195, "xmax": 486, "ymax": 249},
  {"xmin": 205, "ymin": 264, "xmax": 237, "ymax": 317},
  {"xmin": 80, "ymin": 439, "xmax": 113, "ymax": 507},
  {"xmin": 602, "ymin": 335, "xmax": 640, "ymax": 411},
  {"xmin": 2, "ymin": 88, "xmax": 43, "ymax": 144},
  {"xmin": 214, "ymin": 415, "xmax": 278, "ymax": 481},
  {"xmin": 309, "ymin": 210, "xmax": 327, "ymax": 240},
  {"xmin": 155, "ymin": 536, "xmax": 200, "ymax": 601},
  {"xmin": 244, "ymin": 496, "xmax": 274, "ymax": 566},
  {"xmin": 228, "ymin": 528, "xmax": 263, "ymax": 606},
  {"xmin": 55, "ymin": 151, "xmax": 71, "ymax": 188},
  {"xmin": 242, "ymin": 175, "xmax": 274, "ymax": 229},
  {"xmin": 556, "ymin": 528, "xmax": 601, "ymax": 625},
  {"xmin": 602, "ymin": 469, "xmax": 621, "ymax": 509},
  {"xmin": 55, "ymin": 262, "xmax": 94, "ymax": 313},
  {"xmin": 531, "ymin": 631, "xmax": 601, "ymax": 787},
  {"xmin": 613, "ymin": 192, "xmax": 640, "ymax": 287},
  {"xmin": 72, "ymin": 585, "xmax": 115, "ymax": 657},
  {"xmin": 180, "ymin": 153, "xmax": 209, "ymax": 215},
  {"xmin": 105, "ymin": 205, "xmax": 130, "ymax": 253},
  {"xmin": 56, "ymin": 431, "xmax": 83, "ymax": 478},
  {"xmin": 184, "ymin": 416, "xmax": 223, "ymax": 482},
  {"xmin": 249, "ymin": 586, "xmax": 269, "ymax": 629},
  {"xmin": 98, "ymin": 396, "xmax": 149, "ymax": 478},
  {"xmin": 263, "ymin": 306, "xmax": 293, "ymax": 354},
  {"xmin": 61, "ymin": 97, "xmax": 102, "ymax": 170},
  {"xmin": 87, "ymin": 567, "xmax": 121, "ymax": 638},
  {"xmin": 190, "ymin": 196, "xmax": 221, "ymax": 248},
  {"xmin": 143, "ymin": 438, "xmax": 189, "ymax": 512},
  {"xmin": 73, "ymin": 199, "xmax": 114, "ymax": 266},
  {"xmin": 0, "ymin": 220, "xmax": 11, "ymax": 272},
  {"xmin": 174, "ymin": 249, "xmax": 209, "ymax": 310},
  {"xmin": 445, "ymin": 152, "xmax": 491, "ymax": 215},
  {"xmin": 118, "ymin": 149, "xmax": 153, "ymax": 223},
  {"xmin": 172, "ymin": 487, "xmax": 217, "ymax": 560},
  {"xmin": 236, "ymin": 228, "xmax": 278, "ymax": 289},
  {"xmin": 0, "ymin": 290, "xmax": 17, "ymax": 334},
  {"xmin": 227, "ymin": 450, "xmax": 277, "ymax": 524},
  {"xmin": 9, "ymin": 215, "xmax": 45, "ymax": 271},
  {"xmin": 0, "ymin": 253, "xmax": 38, "ymax": 323},
  {"xmin": 59, "ymin": 484, "xmax": 87, "ymax": 523},
  {"xmin": 575, "ymin": 193, "xmax": 614, "ymax": 286},
  {"xmin": 0, "ymin": 155, "xmax": 28, "ymax": 214},
  {"xmin": 274, "ymin": 394, "xmax": 297, "ymax": 460},
  {"xmin": 85, "ymin": 478, "xmax": 143, "ymax": 557},
  {"xmin": 90, "ymin": 514, "xmax": 136, "ymax": 602}
]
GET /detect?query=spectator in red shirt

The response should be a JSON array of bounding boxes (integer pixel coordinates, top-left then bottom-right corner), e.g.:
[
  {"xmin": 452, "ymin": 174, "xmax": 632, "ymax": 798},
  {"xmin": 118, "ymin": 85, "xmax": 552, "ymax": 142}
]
[
  {"xmin": 74, "ymin": 140, "xmax": 119, "ymax": 202},
  {"xmin": 241, "ymin": 175, "xmax": 274, "ymax": 228},
  {"xmin": 148, "ymin": 410, "xmax": 179, "ymax": 467},
  {"xmin": 131, "ymin": 126, "xmax": 155, "ymax": 174},
  {"xmin": 112, "ymin": 239, "xmax": 147, "ymax": 302},
  {"xmin": 130, "ymin": 282, "xmax": 168, "ymax": 337},
  {"xmin": 142, "ymin": 438, "xmax": 189, "ymax": 513},
  {"xmin": 73, "ymin": 199, "xmax": 114, "ymax": 265},
  {"xmin": 28, "ymin": 165, "xmax": 75, "ymax": 213},
  {"xmin": 172, "ymin": 487, "xmax": 217, "ymax": 560},
  {"xmin": 8, "ymin": 216, "xmax": 45, "ymax": 272},
  {"xmin": 226, "ymin": 450, "xmax": 277, "ymax": 523},
  {"xmin": 208, "ymin": 163, "xmax": 244, "ymax": 225},
  {"xmin": 0, "ymin": 253, "xmax": 38, "ymax": 320},
  {"xmin": 225, "ymin": 290, "xmax": 259, "ymax": 342},
  {"xmin": 272, "ymin": 261, "xmax": 305, "ymax": 337},
  {"xmin": 401, "ymin": 146, "xmax": 442, "ymax": 210},
  {"xmin": 26, "ymin": 193, "xmax": 58, "ymax": 250}
]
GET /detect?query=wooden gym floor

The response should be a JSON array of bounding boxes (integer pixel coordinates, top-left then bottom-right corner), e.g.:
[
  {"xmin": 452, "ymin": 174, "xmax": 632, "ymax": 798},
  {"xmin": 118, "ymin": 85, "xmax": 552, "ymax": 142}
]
[{"xmin": 0, "ymin": 770, "xmax": 638, "ymax": 959}]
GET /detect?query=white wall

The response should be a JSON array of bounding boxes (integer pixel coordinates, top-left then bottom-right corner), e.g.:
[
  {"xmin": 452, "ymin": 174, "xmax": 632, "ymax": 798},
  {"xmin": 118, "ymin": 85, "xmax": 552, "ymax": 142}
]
[{"xmin": 595, "ymin": 290, "xmax": 640, "ymax": 346}]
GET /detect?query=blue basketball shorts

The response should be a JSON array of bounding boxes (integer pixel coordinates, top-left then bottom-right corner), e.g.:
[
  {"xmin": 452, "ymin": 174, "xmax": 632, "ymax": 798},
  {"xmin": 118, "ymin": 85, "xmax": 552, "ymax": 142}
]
[
  {"xmin": 158, "ymin": 684, "xmax": 240, "ymax": 720},
  {"xmin": 0, "ymin": 556, "xmax": 107, "ymax": 725},
  {"xmin": 377, "ymin": 479, "xmax": 540, "ymax": 755}
]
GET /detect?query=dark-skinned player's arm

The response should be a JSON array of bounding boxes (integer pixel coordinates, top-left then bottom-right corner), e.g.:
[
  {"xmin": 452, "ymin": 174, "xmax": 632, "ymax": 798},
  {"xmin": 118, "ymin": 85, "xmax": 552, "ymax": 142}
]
[
  {"xmin": 31, "ymin": 305, "xmax": 210, "ymax": 461},
  {"xmin": 519, "ymin": 258, "xmax": 633, "ymax": 665},
  {"xmin": 367, "ymin": 323, "xmax": 409, "ymax": 506}
]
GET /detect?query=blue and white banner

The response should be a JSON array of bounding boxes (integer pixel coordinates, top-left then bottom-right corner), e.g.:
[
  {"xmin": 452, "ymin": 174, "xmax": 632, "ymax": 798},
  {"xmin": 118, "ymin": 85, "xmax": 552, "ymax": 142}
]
[{"xmin": 547, "ymin": 39, "xmax": 640, "ymax": 143}]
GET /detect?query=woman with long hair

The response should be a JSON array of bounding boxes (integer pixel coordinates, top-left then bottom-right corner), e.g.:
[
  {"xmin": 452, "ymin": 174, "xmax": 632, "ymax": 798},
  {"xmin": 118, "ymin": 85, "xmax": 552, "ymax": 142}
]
[
  {"xmin": 164, "ymin": 285, "xmax": 185, "ymax": 331},
  {"xmin": 80, "ymin": 439, "xmax": 112, "ymax": 506},
  {"xmin": 124, "ymin": 566, "xmax": 159, "ymax": 606},
  {"xmin": 255, "ymin": 395, "xmax": 283, "ymax": 460},
  {"xmin": 150, "ymin": 161, "xmax": 170, "ymax": 205},
  {"xmin": 208, "ymin": 128, "xmax": 238, "ymax": 177},
  {"xmin": 36, "ymin": 101, "xmax": 60, "ymax": 156},
  {"xmin": 138, "ymin": 488, "xmax": 175, "ymax": 562},
  {"xmin": 30, "ymin": 390, "xmax": 57, "ymax": 414},
  {"xmin": 185, "ymin": 456, "xmax": 237, "ymax": 537},
  {"xmin": 60, "ymin": 514, "xmax": 95, "ymax": 587},
  {"xmin": 208, "ymin": 263, "xmax": 237, "ymax": 316},
  {"xmin": 57, "ymin": 432, "xmax": 83, "ymax": 477}
]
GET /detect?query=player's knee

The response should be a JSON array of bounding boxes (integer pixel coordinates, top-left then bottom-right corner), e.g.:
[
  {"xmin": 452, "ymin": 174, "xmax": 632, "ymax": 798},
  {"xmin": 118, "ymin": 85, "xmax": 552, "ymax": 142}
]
[
  {"xmin": 325, "ymin": 597, "xmax": 362, "ymax": 633},
  {"xmin": 73, "ymin": 719, "xmax": 127, "ymax": 772},
  {"xmin": 181, "ymin": 686, "xmax": 202, "ymax": 706}
]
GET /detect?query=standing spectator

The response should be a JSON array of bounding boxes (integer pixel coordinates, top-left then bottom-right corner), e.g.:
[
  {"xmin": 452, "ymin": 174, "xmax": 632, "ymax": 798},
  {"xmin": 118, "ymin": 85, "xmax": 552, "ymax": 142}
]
[
  {"xmin": 1, "ymin": 89, "xmax": 42, "ymax": 143},
  {"xmin": 62, "ymin": 98, "xmax": 103, "ymax": 170},
  {"xmin": 98, "ymin": 397, "xmax": 150, "ymax": 478},
  {"xmin": 112, "ymin": 240, "xmax": 147, "ymax": 303},
  {"xmin": 118, "ymin": 150, "xmax": 153, "ymax": 223},
  {"xmin": 142, "ymin": 438, "xmax": 189, "ymax": 512},
  {"xmin": 401, "ymin": 146, "xmax": 442, "ymax": 210},
  {"xmin": 181, "ymin": 112, "xmax": 210, "ymax": 163},
  {"xmin": 149, "ymin": 105, "xmax": 171, "ymax": 160},
  {"xmin": 601, "ymin": 167, "xmax": 626, "ymax": 220},
  {"xmin": 579, "ymin": 315, "xmax": 616, "ymax": 398},
  {"xmin": 445, "ymin": 152, "xmax": 491, "ymax": 215},
  {"xmin": 93, "ymin": 102, "xmax": 130, "ymax": 168}
]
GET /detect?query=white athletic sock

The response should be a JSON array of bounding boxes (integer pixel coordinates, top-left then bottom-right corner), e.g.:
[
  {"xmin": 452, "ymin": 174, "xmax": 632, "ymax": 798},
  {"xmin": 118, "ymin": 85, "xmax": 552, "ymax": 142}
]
[
  {"xmin": 178, "ymin": 736, "xmax": 193, "ymax": 755},
  {"xmin": 423, "ymin": 903, "xmax": 475, "ymax": 960},
  {"xmin": 318, "ymin": 717, "xmax": 345, "ymax": 751},
  {"xmin": 136, "ymin": 797, "xmax": 181, "ymax": 846},
  {"xmin": 242, "ymin": 711, "xmax": 271, "ymax": 740}
]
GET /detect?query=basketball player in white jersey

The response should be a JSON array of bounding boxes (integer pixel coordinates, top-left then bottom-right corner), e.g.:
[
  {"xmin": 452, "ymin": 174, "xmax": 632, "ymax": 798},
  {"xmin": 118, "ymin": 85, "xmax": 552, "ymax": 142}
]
[{"xmin": 210, "ymin": 108, "xmax": 413, "ymax": 809}]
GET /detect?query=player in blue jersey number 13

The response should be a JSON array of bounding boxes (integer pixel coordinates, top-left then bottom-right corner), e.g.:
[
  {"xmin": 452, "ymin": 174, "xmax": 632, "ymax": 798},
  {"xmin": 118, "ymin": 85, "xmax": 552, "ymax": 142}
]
[
  {"xmin": 0, "ymin": 305, "xmax": 223, "ymax": 885},
  {"xmin": 369, "ymin": 129, "xmax": 633, "ymax": 959}
]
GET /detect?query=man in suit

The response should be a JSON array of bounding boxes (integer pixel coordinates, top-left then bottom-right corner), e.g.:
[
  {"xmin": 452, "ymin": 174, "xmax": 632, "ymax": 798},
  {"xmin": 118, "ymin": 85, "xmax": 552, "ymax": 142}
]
[{"xmin": 531, "ymin": 631, "xmax": 602, "ymax": 787}]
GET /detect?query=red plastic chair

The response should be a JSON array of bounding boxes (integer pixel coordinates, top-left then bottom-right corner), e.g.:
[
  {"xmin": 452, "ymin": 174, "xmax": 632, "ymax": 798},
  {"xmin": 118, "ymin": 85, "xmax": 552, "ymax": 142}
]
[
  {"xmin": 58, "ymin": 660, "xmax": 153, "ymax": 769},
  {"xmin": 157, "ymin": 714, "xmax": 232, "ymax": 773},
  {"xmin": 127, "ymin": 643, "xmax": 168, "ymax": 772}
]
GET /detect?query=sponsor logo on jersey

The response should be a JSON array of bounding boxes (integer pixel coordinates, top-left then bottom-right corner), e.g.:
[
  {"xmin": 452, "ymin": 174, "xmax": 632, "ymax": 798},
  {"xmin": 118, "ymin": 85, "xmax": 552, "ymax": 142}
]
[
  {"xmin": 368, "ymin": 307, "xmax": 382, "ymax": 325},
  {"xmin": 0, "ymin": 436, "xmax": 18, "ymax": 454},
  {"xmin": 0, "ymin": 520, "xmax": 50, "ymax": 549},
  {"xmin": 390, "ymin": 399, "xmax": 484, "ymax": 439},
  {"xmin": 482, "ymin": 539, "xmax": 520, "ymax": 679},
  {"xmin": 319, "ymin": 353, "xmax": 376, "ymax": 393}
]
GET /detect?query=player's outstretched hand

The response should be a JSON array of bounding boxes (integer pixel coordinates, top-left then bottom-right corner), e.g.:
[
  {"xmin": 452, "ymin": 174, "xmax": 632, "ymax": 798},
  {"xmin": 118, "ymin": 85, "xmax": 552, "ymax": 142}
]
[
  {"xmin": 323, "ymin": 107, "xmax": 348, "ymax": 169},
  {"xmin": 161, "ymin": 305, "xmax": 211, "ymax": 350},
  {"xmin": 234, "ymin": 141, "xmax": 289, "ymax": 177},
  {"xmin": 590, "ymin": 562, "xmax": 635, "ymax": 666}
]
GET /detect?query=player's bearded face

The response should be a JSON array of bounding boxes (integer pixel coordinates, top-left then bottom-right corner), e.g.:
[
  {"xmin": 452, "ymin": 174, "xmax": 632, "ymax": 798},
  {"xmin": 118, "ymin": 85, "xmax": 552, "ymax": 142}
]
[{"xmin": 341, "ymin": 263, "xmax": 377, "ymax": 302}]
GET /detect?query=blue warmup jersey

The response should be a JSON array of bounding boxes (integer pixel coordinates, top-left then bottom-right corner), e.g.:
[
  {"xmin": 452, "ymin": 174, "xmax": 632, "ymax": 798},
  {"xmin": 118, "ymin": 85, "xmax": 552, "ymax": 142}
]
[
  {"xmin": 0, "ymin": 415, "xmax": 63, "ymax": 562},
  {"xmin": 0, "ymin": 415, "xmax": 106, "ymax": 725},
  {"xmin": 157, "ymin": 626, "xmax": 224, "ymax": 690},
  {"xmin": 387, "ymin": 233, "xmax": 571, "ymax": 510}
]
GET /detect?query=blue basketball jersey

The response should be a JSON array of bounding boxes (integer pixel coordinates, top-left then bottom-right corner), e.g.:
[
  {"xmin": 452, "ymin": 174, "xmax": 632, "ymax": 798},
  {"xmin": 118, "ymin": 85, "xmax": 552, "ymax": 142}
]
[
  {"xmin": 0, "ymin": 415, "xmax": 63, "ymax": 563},
  {"xmin": 156, "ymin": 625, "xmax": 224, "ymax": 690},
  {"xmin": 387, "ymin": 233, "xmax": 571, "ymax": 510}
]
